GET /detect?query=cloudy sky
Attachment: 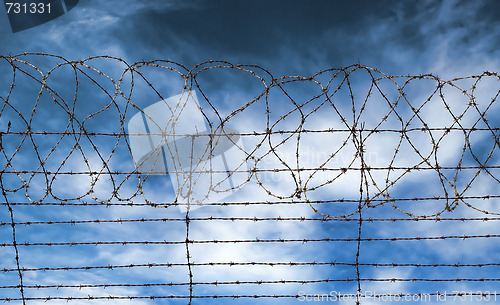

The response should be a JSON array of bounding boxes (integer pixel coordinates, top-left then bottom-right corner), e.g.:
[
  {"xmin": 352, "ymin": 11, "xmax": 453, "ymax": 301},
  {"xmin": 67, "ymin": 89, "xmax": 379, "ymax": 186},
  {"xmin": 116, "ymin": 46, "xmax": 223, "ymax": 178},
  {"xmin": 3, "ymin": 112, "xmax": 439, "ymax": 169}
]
[
  {"xmin": 1, "ymin": 0, "xmax": 499, "ymax": 74},
  {"xmin": 1, "ymin": 0, "xmax": 499, "ymax": 304}
]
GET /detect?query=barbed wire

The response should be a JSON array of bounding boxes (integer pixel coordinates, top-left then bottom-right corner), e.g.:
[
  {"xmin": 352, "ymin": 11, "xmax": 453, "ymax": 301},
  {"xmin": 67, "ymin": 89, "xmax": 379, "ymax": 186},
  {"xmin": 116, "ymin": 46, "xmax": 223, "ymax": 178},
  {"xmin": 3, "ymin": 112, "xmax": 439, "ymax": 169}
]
[
  {"xmin": 0, "ymin": 234, "xmax": 497, "ymax": 248},
  {"xmin": 1, "ymin": 53, "xmax": 499, "ymax": 303},
  {"xmin": 2, "ymin": 215, "xmax": 500, "ymax": 227},
  {"xmin": 3, "ymin": 194, "xmax": 500, "ymax": 207},
  {"xmin": 0, "ymin": 291, "xmax": 498, "ymax": 303},
  {"xmin": 2, "ymin": 261, "xmax": 499, "ymax": 274}
]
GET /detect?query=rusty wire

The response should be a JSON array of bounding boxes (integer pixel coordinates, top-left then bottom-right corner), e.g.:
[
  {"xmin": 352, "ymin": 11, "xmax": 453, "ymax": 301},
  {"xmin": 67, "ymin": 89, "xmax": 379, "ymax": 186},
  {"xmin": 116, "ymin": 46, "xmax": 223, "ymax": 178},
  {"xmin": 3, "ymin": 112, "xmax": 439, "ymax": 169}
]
[
  {"xmin": 0, "ymin": 291, "xmax": 498, "ymax": 303},
  {"xmin": 1, "ymin": 53, "xmax": 499, "ymax": 303}
]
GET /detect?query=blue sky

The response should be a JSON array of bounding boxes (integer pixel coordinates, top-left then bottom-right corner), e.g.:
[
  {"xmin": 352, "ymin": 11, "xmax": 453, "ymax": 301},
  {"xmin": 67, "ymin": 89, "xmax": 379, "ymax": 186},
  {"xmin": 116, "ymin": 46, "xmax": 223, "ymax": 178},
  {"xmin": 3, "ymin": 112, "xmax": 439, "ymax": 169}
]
[{"xmin": 1, "ymin": 0, "xmax": 500, "ymax": 304}]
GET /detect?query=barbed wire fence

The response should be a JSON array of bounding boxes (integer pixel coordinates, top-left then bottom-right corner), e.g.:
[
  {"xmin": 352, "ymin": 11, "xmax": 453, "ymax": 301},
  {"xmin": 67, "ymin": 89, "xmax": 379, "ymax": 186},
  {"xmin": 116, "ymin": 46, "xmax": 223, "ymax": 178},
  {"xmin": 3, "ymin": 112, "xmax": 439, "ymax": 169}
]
[{"xmin": 0, "ymin": 53, "xmax": 499, "ymax": 304}]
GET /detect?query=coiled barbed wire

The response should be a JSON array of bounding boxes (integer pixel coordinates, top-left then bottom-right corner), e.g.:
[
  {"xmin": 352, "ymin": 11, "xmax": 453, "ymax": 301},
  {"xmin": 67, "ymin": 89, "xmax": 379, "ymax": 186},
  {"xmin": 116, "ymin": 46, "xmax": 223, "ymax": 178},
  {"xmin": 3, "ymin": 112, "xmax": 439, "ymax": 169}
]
[{"xmin": 1, "ymin": 53, "xmax": 499, "ymax": 218}]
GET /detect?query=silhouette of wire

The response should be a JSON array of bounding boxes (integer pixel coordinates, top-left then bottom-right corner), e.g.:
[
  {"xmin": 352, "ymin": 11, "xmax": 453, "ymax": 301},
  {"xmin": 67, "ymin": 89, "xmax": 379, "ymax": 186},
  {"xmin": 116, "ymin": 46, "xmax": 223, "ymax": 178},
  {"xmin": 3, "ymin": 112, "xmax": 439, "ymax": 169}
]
[{"xmin": 1, "ymin": 53, "xmax": 499, "ymax": 303}]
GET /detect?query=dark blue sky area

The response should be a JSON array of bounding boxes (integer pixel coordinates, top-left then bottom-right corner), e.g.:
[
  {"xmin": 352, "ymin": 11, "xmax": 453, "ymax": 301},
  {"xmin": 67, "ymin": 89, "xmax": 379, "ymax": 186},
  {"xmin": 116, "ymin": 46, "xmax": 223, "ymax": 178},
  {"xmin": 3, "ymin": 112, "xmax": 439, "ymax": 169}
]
[{"xmin": 1, "ymin": 0, "xmax": 500, "ymax": 75}]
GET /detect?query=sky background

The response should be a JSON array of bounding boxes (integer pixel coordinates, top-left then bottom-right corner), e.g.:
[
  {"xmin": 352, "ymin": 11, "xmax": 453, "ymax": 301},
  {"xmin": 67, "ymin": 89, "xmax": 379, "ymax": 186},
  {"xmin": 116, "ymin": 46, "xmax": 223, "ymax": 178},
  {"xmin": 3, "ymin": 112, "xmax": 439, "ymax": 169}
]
[
  {"xmin": 1, "ymin": 0, "xmax": 499, "ymax": 75},
  {"xmin": 1, "ymin": 0, "xmax": 500, "ymax": 304}
]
